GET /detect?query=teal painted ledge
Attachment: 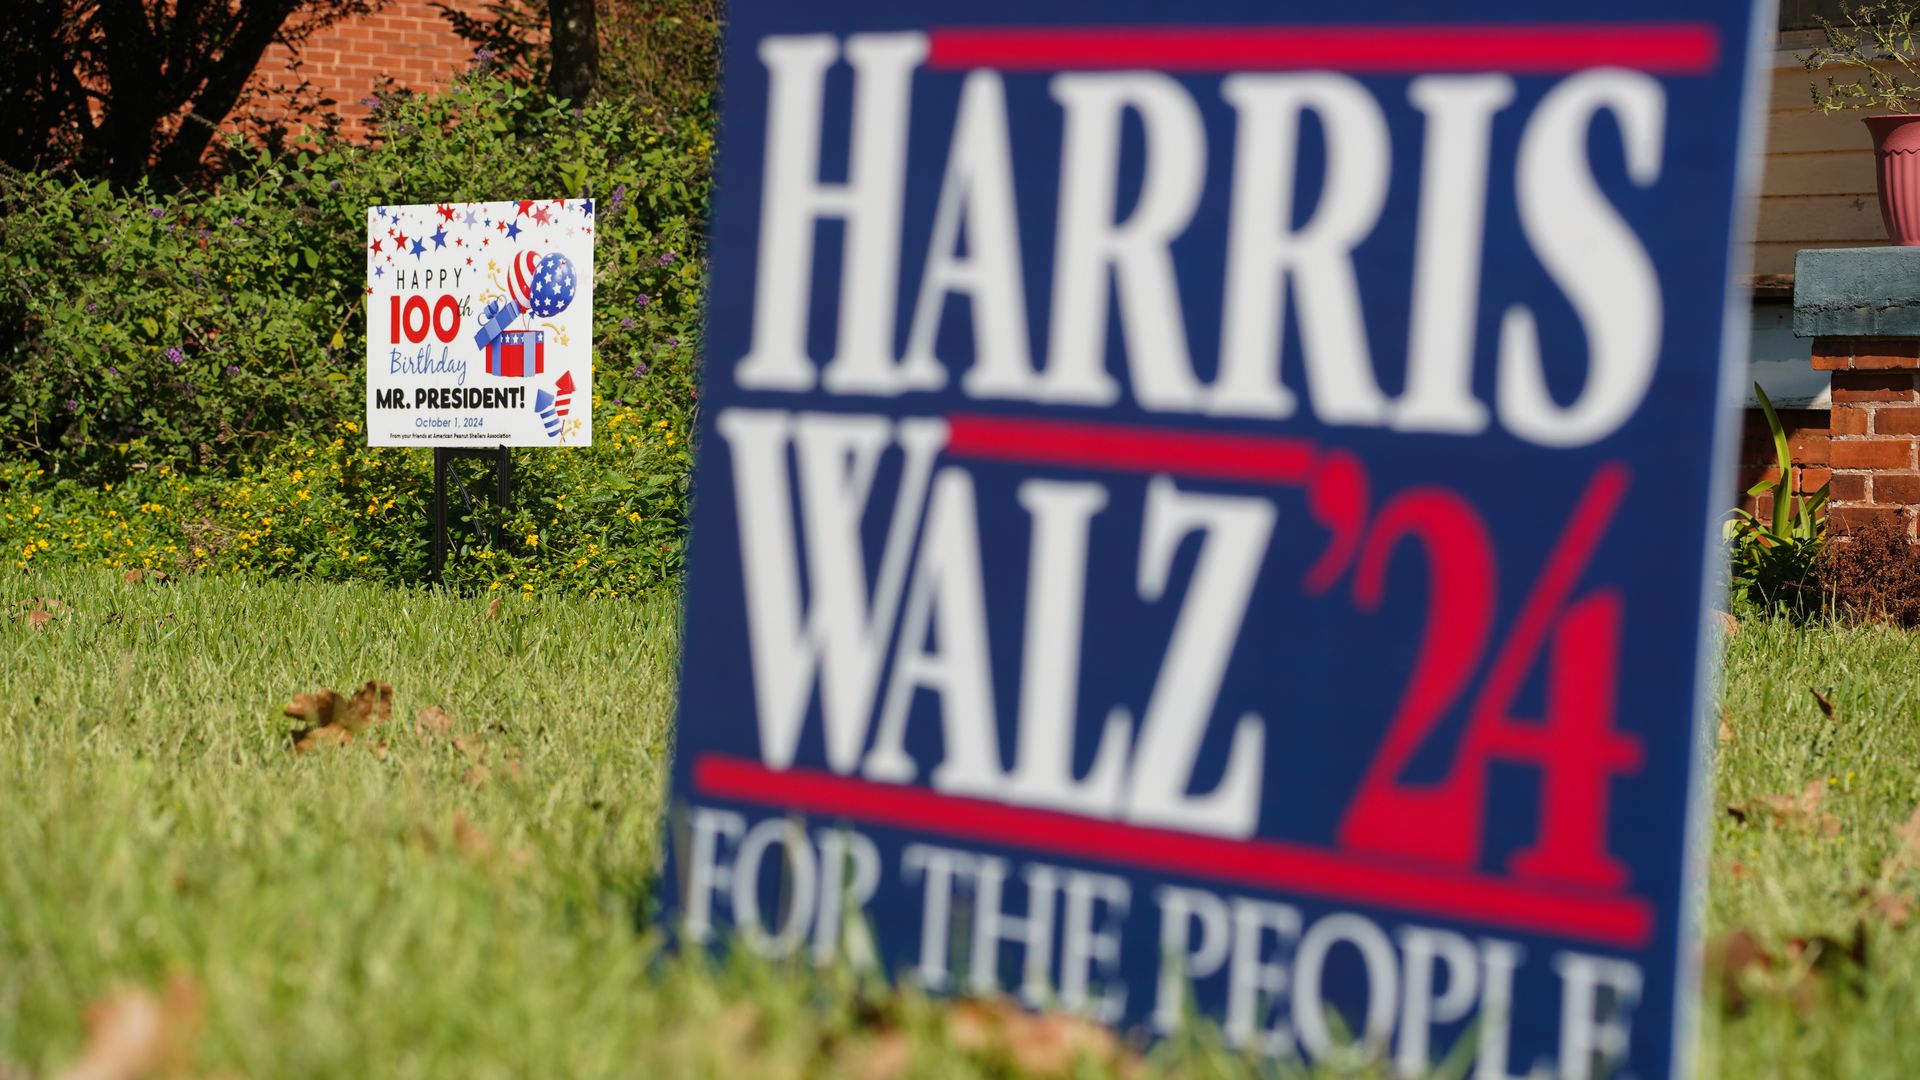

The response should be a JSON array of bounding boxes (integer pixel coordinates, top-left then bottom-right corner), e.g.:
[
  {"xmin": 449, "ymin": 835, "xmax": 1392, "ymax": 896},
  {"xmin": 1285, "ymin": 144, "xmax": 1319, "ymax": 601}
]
[{"xmin": 1793, "ymin": 247, "xmax": 1920, "ymax": 338}]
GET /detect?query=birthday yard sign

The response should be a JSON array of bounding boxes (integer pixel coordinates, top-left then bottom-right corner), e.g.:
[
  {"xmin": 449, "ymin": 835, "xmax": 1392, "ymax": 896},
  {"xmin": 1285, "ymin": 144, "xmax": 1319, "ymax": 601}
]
[
  {"xmin": 665, "ymin": 4, "xmax": 1769, "ymax": 1076},
  {"xmin": 365, "ymin": 200, "xmax": 593, "ymax": 446}
]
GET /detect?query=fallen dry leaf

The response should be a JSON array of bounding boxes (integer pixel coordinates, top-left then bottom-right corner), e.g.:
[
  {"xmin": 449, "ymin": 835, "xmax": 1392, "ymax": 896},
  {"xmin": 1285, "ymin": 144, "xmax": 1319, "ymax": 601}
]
[
  {"xmin": 1890, "ymin": 804, "xmax": 1920, "ymax": 876},
  {"xmin": 54, "ymin": 974, "xmax": 202, "ymax": 1080},
  {"xmin": 120, "ymin": 569, "xmax": 167, "ymax": 584},
  {"xmin": 1869, "ymin": 892, "xmax": 1914, "ymax": 928},
  {"xmin": 287, "ymin": 681, "xmax": 392, "ymax": 752},
  {"xmin": 485, "ymin": 597, "xmax": 502, "ymax": 621},
  {"xmin": 1705, "ymin": 928, "xmax": 1771, "ymax": 1014},
  {"xmin": 1811, "ymin": 687, "xmax": 1839, "ymax": 722},
  {"xmin": 452, "ymin": 812, "xmax": 494, "ymax": 861},
  {"xmin": 1728, "ymin": 780, "xmax": 1841, "ymax": 837},
  {"xmin": 15, "ymin": 597, "xmax": 67, "ymax": 630},
  {"xmin": 413, "ymin": 705, "xmax": 520, "ymax": 784},
  {"xmin": 838, "ymin": 1030, "xmax": 914, "ymax": 1080},
  {"xmin": 1715, "ymin": 610, "xmax": 1739, "ymax": 635},
  {"xmin": 414, "ymin": 706, "xmax": 454, "ymax": 739},
  {"xmin": 939, "ymin": 997, "xmax": 1130, "ymax": 1078}
]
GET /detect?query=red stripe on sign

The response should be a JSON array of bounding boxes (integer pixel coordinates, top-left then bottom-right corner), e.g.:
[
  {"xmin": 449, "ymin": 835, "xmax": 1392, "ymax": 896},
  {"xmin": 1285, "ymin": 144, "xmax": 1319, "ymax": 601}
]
[
  {"xmin": 946, "ymin": 414, "xmax": 1317, "ymax": 484},
  {"xmin": 925, "ymin": 24, "xmax": 1719, "ymax": 74},
  {"xmin": 694, "ymin": 755, "xmax": 1654, "ymax": 948}
]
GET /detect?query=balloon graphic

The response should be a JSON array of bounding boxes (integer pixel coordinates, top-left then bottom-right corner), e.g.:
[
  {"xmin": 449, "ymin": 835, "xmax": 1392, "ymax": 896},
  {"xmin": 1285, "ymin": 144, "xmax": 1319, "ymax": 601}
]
[
  {"xmin": 506, "ymin": 249, "xmax": 540, "ymax": 313},
  {"xmin": 527, "ymin": 253, "xmax": 577, "ymax": 319}
]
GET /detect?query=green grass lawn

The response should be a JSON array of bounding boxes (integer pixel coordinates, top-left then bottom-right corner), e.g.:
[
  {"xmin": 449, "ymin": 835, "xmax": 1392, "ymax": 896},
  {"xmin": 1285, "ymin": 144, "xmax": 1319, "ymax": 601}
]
[{"xmin": 3, "ymin": 569, "xmax": 1919, "ymax": 1077}]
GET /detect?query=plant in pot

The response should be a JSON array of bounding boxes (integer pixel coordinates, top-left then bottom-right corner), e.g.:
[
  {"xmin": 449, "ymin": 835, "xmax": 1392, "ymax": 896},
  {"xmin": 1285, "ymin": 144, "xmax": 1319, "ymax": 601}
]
[{"xmin": 1804, "ymin": 0, "xmax": 1920, "ymax": 244}]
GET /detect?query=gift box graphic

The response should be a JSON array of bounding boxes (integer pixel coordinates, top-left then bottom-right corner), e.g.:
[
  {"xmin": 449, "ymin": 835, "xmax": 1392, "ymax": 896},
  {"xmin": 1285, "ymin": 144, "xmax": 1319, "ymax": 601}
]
[{"xmin": 486, "ymin": 330, "xmax": 545, "ymax": 378}]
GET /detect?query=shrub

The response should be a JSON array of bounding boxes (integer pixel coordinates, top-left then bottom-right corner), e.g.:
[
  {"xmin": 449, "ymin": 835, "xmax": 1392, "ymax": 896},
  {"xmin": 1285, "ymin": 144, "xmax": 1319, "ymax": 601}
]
[
  {"xmin": 0, "ymin": 398, "xmax": 690, "ymax": 595},
  {"xmin": 0, "ymin": 65, "xmax": 710, "ymax": 487},
  {"xmin": 1821, "ymin": 518, "xmax": 1920, "ymax": 626},
  {"xmin": 0, "ymin": 63, "xmax": 708, "ymax": 593}
]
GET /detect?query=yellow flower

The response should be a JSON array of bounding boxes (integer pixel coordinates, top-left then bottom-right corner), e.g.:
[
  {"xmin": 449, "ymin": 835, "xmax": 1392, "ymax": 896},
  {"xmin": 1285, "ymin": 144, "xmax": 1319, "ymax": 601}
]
[{"xmin": 627, "ymin": 511, "xmax": 640, "ymax": 523}]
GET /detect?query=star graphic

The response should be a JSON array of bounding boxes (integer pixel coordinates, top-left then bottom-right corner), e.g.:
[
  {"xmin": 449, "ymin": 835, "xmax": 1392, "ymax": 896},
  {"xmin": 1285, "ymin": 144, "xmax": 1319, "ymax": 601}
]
[
  {"xmin": 393, "ymin": 231, "xmax": 408, "ymax": 248},
  {"xmin": 376, "ymin": 207, "xmax": 388, "ymax": 219},
  {"xmin": 375, "ymin": 266, "xmax": 384, "ymax": 277},
  {"xmin": 578, "ymin": 199, "xmax": 594, "ymax": 217},
  {"xmin": 517, "ymin": 200, "xmax": 535, "ymax": 217},
  {"xmin": 410, "ymin": 238, "xmax": 427, "ymax": 257},
  {"xmin": 436, "ymin": 204, "xmax": 456, "ymax": 222},
  {"xmin": 504, "ymin": 220, "xmax": 522, "ymax": 241},
  {"xmin": 533, "ymin": 206, "xmax": 551, "ymax": 225},
  {"xmin": 463, "ymin": 210, "xmax": 479, "ymax": 228},
  {"xmin": 369, "ymin": 239, "xmax": 383, "ymax": 254},
  {"xmin": 431, "ymin": 227, "xmax": 448, "ymax": 249},
  {"xmin": 465, "ymin": 257, "xmax": 473, "ymax": 266}
]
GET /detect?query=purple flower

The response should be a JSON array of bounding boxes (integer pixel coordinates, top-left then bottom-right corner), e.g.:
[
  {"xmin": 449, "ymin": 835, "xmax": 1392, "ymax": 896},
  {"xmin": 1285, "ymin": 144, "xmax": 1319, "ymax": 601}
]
[
  {"xmin": 608, "ymin": 184, "xmax": 627, "ymax": 217},
  {"xmin": 85, "ymin": 303, "xmax": 97, "ymax": 315},
  {"xmin": 667, "ymin": 336, "xmax": 680, "ymax": 348},
  {"xmin": 361, "ymin": 96, "xmax": 381, "ymax": 108},
  {"xmin": 329, "ymin": 179, "xmax": 342, "ymax": 192},
  {"xmin": 107, "ymin": 365, "xmax": 119, "ymax": 375},
  {"xmin": 635, "ymin": 293, "xmax": 649, "ymax": 309},
  {"xmin": 656, "ymin": 251, "xmax": 676, "ymax": 266},
  {"xmin": 225, "ymin": 365, "xmax": 241, "ymax": 377},
  {"xmin": 473, "ymin": 48, "xmax": 496, "ymax": 67},
  {"xmin": 620, "ymin": 317, "xmax": 635, "ymax": 330},
  {"xmin": 228, "ymin": 216, "xmax": 243, "ymax": 227},
  {"xmin": 613, "ymin": 399, "xmax": 626, "ymax": 407},
  {"xmin": 148, "ymin": 207, "xmax": 164, "ymax": 219},
  {"xmin": 632, "ymin": 363, "xmax": 649, "ymax": 378},
  {"xmin": 164, "ymin": 347, "xmax": 185, "ymax": 365},
  {"xmin": 65, "ymin": 399, "xmax": 78, "ymax": 411}
]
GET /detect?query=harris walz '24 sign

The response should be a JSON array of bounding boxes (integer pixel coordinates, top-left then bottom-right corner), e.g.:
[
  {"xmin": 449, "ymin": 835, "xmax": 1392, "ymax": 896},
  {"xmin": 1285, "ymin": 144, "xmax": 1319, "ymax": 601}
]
[{"xmin": 667, "ymin": 4, "xmax": 1765, "ymax": 1076}]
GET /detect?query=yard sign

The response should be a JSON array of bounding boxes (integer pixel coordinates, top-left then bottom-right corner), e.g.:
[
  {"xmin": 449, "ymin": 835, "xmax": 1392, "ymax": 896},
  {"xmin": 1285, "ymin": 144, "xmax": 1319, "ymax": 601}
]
[
  {"xmin": 665, "ymin": 3, "xmax": 1768, "ymax": 1075},
  {"xmin": 365, "ymin": 200, "xmax": 593, "ymax": 446}
]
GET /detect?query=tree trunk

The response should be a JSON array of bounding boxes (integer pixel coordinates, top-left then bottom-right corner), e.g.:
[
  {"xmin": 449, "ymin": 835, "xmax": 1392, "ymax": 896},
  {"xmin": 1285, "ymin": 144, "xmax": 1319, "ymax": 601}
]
[{"xmin": 547, "ymin": 0, "xmax": 598, "ymax": 104}]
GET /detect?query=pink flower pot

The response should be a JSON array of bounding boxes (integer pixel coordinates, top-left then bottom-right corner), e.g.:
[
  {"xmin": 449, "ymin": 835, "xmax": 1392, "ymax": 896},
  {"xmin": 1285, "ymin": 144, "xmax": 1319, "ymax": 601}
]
[{"xmin": 1865, "ymin": 114, "xmax": 1920, "ymax": 245}]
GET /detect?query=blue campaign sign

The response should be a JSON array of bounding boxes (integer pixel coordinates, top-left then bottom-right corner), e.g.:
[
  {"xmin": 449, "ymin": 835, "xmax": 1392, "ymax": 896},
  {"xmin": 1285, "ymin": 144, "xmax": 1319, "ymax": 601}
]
[{"xmin": 664, "ymin": 2, "xmax": 1767, "ymax": 1075}]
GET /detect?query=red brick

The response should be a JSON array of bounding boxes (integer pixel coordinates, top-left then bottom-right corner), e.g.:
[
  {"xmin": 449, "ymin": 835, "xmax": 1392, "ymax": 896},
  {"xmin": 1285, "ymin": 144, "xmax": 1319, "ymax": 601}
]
[
  {"xmin": 1830, "ymin": 438, "xmax": 1917, "ymax": 469},
  {"xmin": 1810, "ymin": 338, "xmax": 1920, "ymax": 370},
  {"xmin": 1874, "ymin": 473, "xmax": 1920, "ymax": 504},
  {"xmin": 1831, "ymin": 404, "xmax": 1872, "ymax": 435},
  {"xmin": 1832, "ymin": 371, "xmax": 1920, "ymax": 402},
  {"xmin": 1831, "ymin": 472, "xmax": 1870, "ymax": 501},
  {"xmin": 1789, "ymin": 431, "xmax": 1829, "ymax": 464},
  {"xmin": 1832, "ymin": 505, "xmax": 1907, "ymax": 533},
  {"xmin": 1799, "ymin": 466, "xmax": 1833, "ymax": 492},
  {"xmin": 1873, "ymin": 406, "xmax": 1920, "ymax": 434},
  {"xmin": 1812, "ymin": 339, "xmax": 1849, "ymax": 371}
]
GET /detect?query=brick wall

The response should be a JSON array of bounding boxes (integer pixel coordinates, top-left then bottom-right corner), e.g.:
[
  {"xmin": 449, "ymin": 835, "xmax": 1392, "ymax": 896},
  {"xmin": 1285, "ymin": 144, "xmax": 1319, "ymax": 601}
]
[
  {"xmin": 1812, "ymin": 337, "xmax": 1920, "ymax": 535},
  {"xmin": 249, "ymin": 2, "xmax": 524, "ymax": 138}
]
